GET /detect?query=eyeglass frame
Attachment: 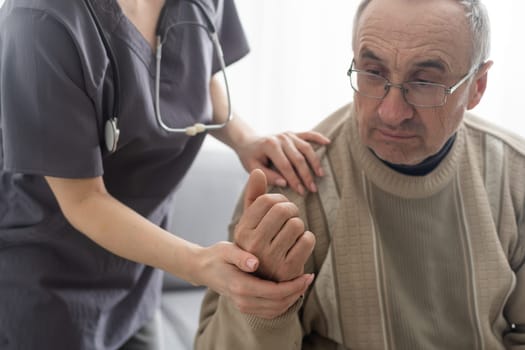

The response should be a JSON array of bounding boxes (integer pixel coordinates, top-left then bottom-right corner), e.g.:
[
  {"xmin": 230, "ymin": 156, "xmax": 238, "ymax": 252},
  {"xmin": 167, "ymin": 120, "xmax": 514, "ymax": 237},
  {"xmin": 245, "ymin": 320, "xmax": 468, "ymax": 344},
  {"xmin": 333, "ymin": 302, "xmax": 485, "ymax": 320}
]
[
  {"xmin": 347, "ymin": 59, "xmax": 478, "ymax": 108},
  {"xmin": 154, "ymin": 4, "xmax": 232, "ymax": 136}
]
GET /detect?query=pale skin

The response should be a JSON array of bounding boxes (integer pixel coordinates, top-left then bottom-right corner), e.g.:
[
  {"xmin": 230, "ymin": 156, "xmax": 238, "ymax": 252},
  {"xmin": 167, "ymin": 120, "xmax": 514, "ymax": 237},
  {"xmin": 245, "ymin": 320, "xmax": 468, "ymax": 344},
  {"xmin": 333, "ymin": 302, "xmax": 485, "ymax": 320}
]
[
  {"xmin": 44, "ymin": 0, "xmax": 325, "ymax": 319},
  {"xmin": 233, "ymin": 0, "xmax": 494, "ymax": 291},
  {"xmin": 234, "ymin": 169, "xmax": 316, "ymax": 283},
  {"xmin": 353, "ymin": 0, "xmax": 492, "ymax": 165}
]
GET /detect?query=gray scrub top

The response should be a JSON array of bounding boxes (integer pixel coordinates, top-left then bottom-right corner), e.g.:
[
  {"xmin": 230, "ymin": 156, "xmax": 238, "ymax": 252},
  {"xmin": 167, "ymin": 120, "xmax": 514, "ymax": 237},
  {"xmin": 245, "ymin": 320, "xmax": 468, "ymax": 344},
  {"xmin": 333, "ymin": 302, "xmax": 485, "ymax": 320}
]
[{"xmin": 0, "ymin": 0, "xmax": 249, "ymax": 349}]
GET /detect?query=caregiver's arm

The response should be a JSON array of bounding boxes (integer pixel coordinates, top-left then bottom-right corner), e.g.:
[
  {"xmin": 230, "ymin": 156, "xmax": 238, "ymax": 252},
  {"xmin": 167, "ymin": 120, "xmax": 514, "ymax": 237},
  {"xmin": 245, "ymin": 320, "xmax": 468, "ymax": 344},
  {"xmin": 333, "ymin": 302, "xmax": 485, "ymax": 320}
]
[
  {"xmin": 208, "ymin": 74, "xmax": 330, "ymax": 196},
  {"xmin": 45, "ymin": 175, "xmax": 313, "ymax": 317}
]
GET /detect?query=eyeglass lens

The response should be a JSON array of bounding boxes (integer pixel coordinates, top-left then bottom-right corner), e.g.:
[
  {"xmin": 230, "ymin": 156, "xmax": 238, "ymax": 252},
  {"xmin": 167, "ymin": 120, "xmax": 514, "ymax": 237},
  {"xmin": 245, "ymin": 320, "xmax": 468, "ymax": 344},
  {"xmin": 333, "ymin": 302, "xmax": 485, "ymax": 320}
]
[{"xmin": 349, "ymin": 71, "xmax": 447, "ymax": 107}]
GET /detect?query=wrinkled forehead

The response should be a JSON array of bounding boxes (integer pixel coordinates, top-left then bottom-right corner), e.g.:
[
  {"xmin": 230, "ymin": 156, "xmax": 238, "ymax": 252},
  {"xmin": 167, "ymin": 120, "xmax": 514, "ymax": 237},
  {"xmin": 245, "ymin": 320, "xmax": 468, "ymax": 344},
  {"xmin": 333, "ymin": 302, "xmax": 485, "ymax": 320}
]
[{"xmin": 354, "ymin": 0, "xmax": 473, "ymax": 73}]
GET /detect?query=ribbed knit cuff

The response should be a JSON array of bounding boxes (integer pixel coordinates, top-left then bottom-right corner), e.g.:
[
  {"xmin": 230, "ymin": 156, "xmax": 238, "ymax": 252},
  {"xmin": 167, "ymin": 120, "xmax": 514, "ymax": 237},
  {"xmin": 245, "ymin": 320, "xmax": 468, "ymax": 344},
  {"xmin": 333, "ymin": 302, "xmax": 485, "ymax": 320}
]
[{"xmin": 243, "ymin": 295, "xmax": 304, "ymax": 330}]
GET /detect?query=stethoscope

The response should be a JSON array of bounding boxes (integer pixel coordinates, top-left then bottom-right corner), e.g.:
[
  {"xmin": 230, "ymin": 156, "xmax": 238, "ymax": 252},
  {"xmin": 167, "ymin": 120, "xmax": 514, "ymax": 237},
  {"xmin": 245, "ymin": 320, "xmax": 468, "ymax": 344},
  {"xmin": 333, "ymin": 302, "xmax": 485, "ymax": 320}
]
[{"xmin": 83, "ymin": 0, "xmax": 233, "ymax": 153}]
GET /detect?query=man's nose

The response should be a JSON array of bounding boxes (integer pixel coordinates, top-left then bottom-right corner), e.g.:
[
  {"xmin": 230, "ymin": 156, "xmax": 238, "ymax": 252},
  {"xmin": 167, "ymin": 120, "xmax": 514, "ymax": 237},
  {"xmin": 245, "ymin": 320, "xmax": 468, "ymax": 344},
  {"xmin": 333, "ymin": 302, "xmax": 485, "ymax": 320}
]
[{"xmin": 377, "ymin": 84, "xmax": 414, "ymax": 126}]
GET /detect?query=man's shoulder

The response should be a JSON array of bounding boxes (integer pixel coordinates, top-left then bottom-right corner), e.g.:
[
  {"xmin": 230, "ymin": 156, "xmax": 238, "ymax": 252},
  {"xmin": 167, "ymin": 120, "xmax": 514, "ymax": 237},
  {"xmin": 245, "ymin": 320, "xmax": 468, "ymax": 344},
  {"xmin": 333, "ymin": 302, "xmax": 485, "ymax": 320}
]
[{"xmin": 464, "ymin": 112, "xmax": 525, "ymax": 157}]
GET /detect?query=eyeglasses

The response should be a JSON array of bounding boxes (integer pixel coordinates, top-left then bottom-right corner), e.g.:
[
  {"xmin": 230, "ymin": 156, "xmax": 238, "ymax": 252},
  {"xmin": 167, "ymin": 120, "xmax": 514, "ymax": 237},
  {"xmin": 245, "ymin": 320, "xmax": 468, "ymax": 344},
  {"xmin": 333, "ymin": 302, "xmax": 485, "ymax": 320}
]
[
  {"xmin": 347, "ymin": 60, "xmax": 477, "ymax": 108},
  {"xmin": 154, "ymin": 2, "xmax": 232, "ymax": 136}
]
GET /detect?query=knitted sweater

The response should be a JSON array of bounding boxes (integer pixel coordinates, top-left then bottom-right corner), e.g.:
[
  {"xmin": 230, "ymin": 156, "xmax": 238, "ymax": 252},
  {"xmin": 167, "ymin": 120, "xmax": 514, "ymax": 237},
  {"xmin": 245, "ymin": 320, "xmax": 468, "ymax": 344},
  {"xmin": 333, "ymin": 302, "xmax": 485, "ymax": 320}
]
[{"xmin": 196, "ymin": 103, "xmax": 525, "ymax": 350}]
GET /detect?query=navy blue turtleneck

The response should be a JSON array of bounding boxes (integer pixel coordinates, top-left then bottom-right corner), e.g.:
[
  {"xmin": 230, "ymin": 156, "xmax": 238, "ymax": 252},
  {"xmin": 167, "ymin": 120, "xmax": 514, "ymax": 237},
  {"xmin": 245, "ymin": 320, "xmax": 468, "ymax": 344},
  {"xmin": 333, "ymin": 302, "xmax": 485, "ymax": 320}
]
[{"xmin": 380, "ymin": 133, "xmax": 457, "ymax": 176}]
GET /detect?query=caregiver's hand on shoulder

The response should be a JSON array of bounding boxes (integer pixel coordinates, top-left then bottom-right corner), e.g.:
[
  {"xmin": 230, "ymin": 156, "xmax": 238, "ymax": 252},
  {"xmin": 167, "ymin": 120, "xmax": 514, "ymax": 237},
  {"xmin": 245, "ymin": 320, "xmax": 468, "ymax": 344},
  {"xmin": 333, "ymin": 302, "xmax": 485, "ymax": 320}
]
[
  {"xmin": 236, "ymin": 131, "xmax": 330, "ymax": 196},
  {"xmin": 234, "ymin": 169, "xmax": 316, "ymax": 282}
]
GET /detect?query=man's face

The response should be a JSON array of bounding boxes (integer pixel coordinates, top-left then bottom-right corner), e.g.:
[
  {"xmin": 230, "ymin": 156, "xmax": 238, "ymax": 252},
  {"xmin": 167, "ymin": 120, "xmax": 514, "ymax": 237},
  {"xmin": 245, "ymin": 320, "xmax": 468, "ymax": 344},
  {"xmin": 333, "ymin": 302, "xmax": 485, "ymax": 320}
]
[{"xmin": 353, "ymin": 0, "xmax": 481, "ymax": 165}]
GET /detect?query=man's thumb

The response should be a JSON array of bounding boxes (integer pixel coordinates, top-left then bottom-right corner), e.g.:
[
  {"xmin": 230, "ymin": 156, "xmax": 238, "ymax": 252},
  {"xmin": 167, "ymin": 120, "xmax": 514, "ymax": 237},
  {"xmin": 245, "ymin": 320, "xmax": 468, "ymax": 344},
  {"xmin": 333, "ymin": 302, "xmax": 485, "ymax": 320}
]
[{"xmin": 243, "ymin": 168, "xmax": 267, "ymax": 210}]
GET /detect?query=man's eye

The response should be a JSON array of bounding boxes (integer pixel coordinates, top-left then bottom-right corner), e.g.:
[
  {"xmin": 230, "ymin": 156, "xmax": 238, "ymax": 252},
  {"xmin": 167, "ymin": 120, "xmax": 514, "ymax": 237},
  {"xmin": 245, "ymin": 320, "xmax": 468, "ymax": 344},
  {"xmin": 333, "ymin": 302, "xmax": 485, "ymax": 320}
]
[
  {"xmin": 413, "ymin": 77, "xmax": 442, "ymax": 84},
  {"xmin": 366, "ymin": 70, "xmax": 383, "ymax": 76}
]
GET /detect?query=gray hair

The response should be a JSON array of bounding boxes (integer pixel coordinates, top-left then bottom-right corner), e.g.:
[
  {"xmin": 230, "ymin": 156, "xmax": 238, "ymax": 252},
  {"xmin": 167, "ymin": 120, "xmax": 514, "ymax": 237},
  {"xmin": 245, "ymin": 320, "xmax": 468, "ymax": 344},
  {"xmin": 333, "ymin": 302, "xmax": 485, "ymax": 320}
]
[{"xmin": 352, "ymin": 0, "xmax": 491, "ymax": 67}]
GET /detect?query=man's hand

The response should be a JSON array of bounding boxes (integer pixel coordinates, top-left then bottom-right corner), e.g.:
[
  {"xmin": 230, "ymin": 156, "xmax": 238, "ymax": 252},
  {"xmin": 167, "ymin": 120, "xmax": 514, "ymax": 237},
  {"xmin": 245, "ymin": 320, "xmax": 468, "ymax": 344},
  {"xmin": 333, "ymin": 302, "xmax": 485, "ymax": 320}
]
[{"xmin": 234, "ymin": 169, "xmax": 316, "ymax": 282}]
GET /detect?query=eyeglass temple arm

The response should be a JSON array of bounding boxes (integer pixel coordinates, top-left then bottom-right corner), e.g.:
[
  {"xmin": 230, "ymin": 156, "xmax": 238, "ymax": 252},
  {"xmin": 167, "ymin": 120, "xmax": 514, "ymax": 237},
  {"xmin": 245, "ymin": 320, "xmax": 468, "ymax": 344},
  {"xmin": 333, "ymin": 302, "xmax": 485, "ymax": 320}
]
[{"xmin": 446, "ymin": 67, "xmax": 478, "ymax": 95}]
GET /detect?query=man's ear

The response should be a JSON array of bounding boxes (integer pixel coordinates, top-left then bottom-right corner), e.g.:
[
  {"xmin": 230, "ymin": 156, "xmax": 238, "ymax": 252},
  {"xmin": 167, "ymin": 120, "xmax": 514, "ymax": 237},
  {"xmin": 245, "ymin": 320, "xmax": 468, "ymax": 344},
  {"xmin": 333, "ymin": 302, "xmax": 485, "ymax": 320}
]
[{"xmin": 467, "ymin": 60, "xmax": 494, "ymax": 110}]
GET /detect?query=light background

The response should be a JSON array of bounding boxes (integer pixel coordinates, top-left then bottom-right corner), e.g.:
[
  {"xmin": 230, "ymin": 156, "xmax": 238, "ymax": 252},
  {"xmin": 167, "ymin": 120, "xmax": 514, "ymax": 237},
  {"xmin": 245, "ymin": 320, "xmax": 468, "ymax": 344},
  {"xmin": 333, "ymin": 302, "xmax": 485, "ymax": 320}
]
[{"xmin": 1, "ymin": 0, "xmax": 523, "ymax": 148}]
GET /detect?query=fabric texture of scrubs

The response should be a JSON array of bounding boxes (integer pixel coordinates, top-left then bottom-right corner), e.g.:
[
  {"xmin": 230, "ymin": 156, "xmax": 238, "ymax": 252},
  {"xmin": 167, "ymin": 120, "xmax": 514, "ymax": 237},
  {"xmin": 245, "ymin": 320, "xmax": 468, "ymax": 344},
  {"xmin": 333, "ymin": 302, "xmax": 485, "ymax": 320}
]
[{"xmin": 0, "ymin": 0, "xmax": 249, "ymax": 349}]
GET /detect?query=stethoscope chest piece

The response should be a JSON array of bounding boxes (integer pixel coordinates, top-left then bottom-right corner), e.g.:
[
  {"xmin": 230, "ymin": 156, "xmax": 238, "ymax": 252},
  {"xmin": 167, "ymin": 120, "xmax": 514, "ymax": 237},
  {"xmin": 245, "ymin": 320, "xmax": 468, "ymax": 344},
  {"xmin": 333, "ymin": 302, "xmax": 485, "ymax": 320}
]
[{"xmin": 105, "ymin": 118, "xmax": 120, "ymax": 153}]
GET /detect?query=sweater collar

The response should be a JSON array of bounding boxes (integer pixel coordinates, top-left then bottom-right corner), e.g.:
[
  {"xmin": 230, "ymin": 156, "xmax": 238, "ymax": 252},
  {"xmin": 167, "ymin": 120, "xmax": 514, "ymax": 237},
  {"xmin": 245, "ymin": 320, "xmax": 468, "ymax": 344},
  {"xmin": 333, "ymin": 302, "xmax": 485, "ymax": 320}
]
[
  {"xmin": 346, "ymin": 106, "xmax": 465, "ymax": 199},
  {"xmin": 379, "ymin": 133, "xmax": 457, "ymax": 176}
]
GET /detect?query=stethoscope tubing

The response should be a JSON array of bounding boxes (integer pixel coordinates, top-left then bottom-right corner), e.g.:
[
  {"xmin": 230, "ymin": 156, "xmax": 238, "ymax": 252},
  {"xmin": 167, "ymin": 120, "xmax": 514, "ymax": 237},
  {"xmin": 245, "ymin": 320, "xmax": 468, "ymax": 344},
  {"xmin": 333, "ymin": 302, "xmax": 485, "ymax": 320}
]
[
  {"xmin": 82, "ymin": 0, "xmax": 233, "ymax": 152},
  {"xmin": 154, "ymin": 22, "xmax": 232, "ymax": 136}
]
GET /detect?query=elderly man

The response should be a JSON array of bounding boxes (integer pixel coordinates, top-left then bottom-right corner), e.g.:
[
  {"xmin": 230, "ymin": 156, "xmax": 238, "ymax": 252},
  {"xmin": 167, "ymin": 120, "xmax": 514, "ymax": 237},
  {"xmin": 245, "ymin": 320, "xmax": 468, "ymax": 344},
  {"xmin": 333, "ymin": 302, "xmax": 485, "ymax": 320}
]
[{"xmin": 195, "ymin": 0, "xmax": 525, "ymax": 348}]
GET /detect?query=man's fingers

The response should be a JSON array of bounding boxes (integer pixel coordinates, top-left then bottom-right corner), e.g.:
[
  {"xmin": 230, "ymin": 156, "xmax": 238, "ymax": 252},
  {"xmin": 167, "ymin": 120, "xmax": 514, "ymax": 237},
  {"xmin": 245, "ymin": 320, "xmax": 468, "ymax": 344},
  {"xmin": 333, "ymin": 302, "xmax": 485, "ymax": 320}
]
[
  {"xmin": 243, "ymin": 168, "xmax": 268, "ymax": 210},
  {"xmin": 285, "ymin": 231, "xmax": 316, "ymax": 268},
  {"xmin": 237, "ymin": 192, "xmax": 289, "ymax": 233},
  {"xmin": 267, "ymin": 216, "xmax": 304, "ymax": 257},
  {"xmin": 252, "ymin": 201, "xmax": 299, "ymax": 245}
]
